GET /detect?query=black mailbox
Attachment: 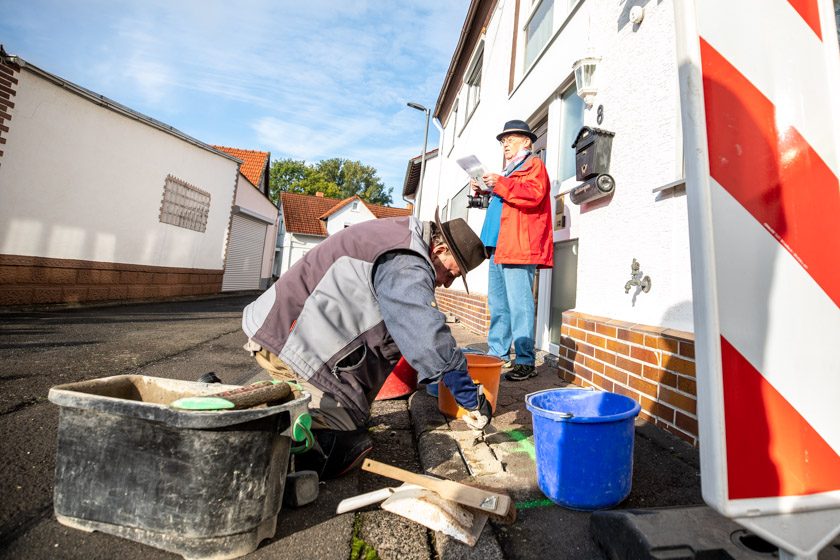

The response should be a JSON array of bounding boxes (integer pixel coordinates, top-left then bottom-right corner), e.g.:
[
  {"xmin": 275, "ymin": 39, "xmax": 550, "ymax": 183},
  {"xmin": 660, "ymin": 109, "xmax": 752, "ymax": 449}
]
[{"xmin": 572, "ymin": 126, "xmax": 615, "ymax": 181}]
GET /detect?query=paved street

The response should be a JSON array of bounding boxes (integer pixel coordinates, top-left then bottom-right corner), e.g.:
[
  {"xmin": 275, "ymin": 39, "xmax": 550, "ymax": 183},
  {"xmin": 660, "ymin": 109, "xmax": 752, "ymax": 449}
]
[{"xmin": 1, "ymin": 296, "xmax": 837, "ymax": 560}]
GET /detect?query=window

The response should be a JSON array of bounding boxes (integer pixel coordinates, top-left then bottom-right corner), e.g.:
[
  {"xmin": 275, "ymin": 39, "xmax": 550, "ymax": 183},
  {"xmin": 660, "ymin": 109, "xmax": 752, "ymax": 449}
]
[
  {"xmin": 558, "ymin": 86, "xmax": 585, "ymax": 181},
  {"xmin": 159, "ymin": 175, "xmax": 211, "ymax": 232},
  {"xmin": 449, "ymin": 184, "xmax": 470, "ymax": 221},
  {"xmin": 446, "ymin": 102, "xmax": 459, "ymax": 154},
  {"xmin": 463, "ymin": 45, "xmax": 483, "ymax": 123},
  {"xmin": 352, "ymin": 201, "xmax": 359, "ymax": 211},
  {"xmin": 524, "ymin": 0, "xmax": 554, "ymax": 69}
]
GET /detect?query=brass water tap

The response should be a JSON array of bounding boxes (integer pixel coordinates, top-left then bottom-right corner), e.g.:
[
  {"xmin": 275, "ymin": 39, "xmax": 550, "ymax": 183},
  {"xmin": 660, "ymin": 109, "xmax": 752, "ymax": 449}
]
[{"xmin": 624, "ymin": 258, "xmax": 651, "ymax": 294}]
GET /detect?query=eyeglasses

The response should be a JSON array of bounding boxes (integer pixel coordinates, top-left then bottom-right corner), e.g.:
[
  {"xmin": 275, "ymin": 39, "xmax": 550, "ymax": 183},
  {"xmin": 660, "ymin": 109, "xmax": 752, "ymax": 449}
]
[{"xmin": 499, "ymin": 135, "xmax": 526, "ymax": 146}]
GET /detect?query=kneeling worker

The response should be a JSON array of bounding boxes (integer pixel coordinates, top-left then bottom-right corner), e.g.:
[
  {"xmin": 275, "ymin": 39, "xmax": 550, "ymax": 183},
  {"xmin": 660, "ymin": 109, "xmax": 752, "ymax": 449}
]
[{"xmin": 242, "ymin": 209, "xmax": 492, "ymax": 480}]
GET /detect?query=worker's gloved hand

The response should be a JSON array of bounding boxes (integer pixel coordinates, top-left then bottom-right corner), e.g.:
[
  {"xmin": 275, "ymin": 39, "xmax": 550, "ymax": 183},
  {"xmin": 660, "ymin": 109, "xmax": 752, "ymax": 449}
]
[
  {"xmin": 463, "ymin": 392, "xmax": 492, "ymax": 431},
  {"xmin": 442, "ymin": 369, "xmax": 493, "ymax": 430}
]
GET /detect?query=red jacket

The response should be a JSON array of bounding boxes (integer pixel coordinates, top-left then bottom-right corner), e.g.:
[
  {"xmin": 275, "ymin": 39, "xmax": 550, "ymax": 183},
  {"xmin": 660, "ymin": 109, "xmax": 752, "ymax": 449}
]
[{"xmin": 491, "ymin": 156, "xmax": 554, "ymax": 268}]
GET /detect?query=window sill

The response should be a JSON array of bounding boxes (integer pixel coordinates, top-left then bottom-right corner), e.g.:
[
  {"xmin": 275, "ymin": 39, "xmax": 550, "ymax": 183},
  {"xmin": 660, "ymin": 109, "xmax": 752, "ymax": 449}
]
[{"xmin": 651, "ymin": 178, "xmax": 686, "ymax": 195}]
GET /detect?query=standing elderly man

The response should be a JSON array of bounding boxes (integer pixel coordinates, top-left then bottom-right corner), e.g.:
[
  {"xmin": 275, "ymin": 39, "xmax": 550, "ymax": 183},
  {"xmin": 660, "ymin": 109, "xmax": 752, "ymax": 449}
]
[
  {"xmin": 471, "ymin": 119, "xmax": 553, "ymax": 381},
  {"xmin": 242, "ymin": 210, "xmax": 490, "ymax": 479}
]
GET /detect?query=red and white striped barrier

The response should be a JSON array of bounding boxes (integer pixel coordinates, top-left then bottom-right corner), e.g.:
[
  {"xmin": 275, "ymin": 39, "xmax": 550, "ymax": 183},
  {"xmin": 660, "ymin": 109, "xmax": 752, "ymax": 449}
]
[{"xmin": 675, "ymin": 0, "xmax": 840, "ymax": 557}]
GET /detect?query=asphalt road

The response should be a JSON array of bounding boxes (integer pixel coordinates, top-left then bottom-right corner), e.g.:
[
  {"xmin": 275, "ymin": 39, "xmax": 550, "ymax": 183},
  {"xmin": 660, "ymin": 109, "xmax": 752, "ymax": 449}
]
[{"xmin": 0, "ymin": 296, "xmax": 266, "ymax": 559}]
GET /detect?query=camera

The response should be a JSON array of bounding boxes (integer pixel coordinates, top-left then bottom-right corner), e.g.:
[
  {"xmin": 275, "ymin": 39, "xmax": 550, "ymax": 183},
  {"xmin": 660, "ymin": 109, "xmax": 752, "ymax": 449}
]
[{"xmin": 466, "ymin": 192, "xmax": 491, "ymax": 209}]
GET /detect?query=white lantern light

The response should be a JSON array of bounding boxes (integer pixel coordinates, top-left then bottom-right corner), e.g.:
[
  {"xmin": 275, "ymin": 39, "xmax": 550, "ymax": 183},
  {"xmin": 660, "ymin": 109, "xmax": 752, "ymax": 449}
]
[{"xmin": 572, "ymin": 56, "xmax": 600, "ymax": 108}]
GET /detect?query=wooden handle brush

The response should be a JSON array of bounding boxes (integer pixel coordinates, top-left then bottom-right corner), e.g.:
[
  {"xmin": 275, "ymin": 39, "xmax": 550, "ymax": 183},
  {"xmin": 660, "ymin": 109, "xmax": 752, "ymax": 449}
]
[{"xmin": 362, "ymin": 458, "xmax": 517, "ymax": 524}]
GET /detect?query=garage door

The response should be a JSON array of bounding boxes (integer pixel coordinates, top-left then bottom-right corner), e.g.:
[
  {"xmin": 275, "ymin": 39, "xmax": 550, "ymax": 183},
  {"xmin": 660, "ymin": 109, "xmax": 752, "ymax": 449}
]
[{"xmin": 222, "ymin": 214, "xmax": 266, "ymax": 291}]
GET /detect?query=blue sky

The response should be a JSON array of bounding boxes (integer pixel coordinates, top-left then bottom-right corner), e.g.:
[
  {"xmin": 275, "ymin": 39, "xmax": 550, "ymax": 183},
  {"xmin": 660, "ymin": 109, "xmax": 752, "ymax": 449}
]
[{"xmin": 0, "ymin": 0, "xmax": 469, "ymax": 205}]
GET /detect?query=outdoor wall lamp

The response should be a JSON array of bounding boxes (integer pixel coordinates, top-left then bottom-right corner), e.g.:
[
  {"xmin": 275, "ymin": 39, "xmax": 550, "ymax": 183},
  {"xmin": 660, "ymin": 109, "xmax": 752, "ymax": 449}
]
[
  {"xmin": 572, "ymin": 55, "xmax": 601, "ymax": 108},
  {"xmin": 407, "ymin": 101, "xmax": 431, "ymax": 218}
]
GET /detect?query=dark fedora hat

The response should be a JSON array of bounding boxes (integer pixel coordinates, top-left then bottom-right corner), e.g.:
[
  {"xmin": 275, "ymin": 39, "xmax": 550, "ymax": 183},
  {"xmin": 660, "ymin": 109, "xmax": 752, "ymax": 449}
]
[
  {"xmin": 434, "ymin": 208, "xmax": 486, "ymax": 293},
  {"xmin": 496, "ymin": 119, "xmax": 537, "ymax": 142}
]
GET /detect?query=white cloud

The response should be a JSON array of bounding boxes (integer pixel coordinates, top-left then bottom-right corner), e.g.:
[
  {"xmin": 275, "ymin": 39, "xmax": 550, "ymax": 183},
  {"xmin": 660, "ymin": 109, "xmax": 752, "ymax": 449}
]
[{"xmin": 2, "ymin": 0, "xmax": 469, "ymax": 198}]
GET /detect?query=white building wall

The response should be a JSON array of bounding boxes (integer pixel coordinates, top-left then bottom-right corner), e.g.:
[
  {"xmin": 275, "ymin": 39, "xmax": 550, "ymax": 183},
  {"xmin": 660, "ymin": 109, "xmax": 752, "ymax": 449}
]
[
  {"xmin": 0, "ymin": 69, "xmax": 238, "ymax": 271},
  {"xmin": 233, "ymin": 174, "xmax": 279, "ymax": 282},
  {"xmin": 433, "ymin": 0, "xmax": 693, "ymax": 338},
  {"xmin": 325, "ymin": 202, "xmax": 376, "ymax": 236},
  {"xmin": 415, "ymin": 154, "xmax": 442, "ymax": 220},
  {"xmin": 279, "ymin": 232, "xmax": 322, "ymax": 276}
]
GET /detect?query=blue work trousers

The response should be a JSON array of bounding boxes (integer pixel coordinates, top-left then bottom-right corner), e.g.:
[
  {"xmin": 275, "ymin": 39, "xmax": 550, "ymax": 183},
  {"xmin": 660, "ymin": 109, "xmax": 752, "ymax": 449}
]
[{"xmin": 486, "ymin": 251, "xmax": 536, "ymax": 366}]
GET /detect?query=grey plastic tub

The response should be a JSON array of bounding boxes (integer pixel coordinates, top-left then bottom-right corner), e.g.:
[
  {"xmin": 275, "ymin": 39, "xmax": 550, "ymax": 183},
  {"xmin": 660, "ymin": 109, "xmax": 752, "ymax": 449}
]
[{"xmin": 48, "ymin": 375, "xmax": 310, "ymax": 560}]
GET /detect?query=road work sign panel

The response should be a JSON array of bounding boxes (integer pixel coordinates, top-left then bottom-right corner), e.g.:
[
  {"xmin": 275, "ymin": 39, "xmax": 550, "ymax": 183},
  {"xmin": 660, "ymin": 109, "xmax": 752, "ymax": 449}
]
[{"xmin": 674, "ymin": 0, "xmax": 840, "ymax": 557}]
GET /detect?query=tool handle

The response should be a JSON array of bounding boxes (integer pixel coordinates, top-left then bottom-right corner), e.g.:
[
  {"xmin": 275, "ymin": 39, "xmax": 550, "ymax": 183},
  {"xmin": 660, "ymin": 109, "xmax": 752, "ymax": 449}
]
[
  {"xmin": 212, "ymin": 381, "xmax": 291, "ymax": 409},
  {"xmin": 336, "ymin": 488, "xmax": 395, "ymax": 514},
  {"xmin": 361, "ymin": 459, "xmax": 509, "ymax": 514},
  {"xmin": 362, "ymin": 459, "xmax": 448, "ymax": 492}
]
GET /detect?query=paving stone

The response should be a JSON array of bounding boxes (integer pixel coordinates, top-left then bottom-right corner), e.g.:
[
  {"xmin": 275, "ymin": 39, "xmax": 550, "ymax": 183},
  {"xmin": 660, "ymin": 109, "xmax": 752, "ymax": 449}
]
[
  {"xmin": 435, "ymin": 521, "xmax": 504, "ymax": 560},
  {"xmin": 408, "ymin": 390, "xmax": 447, "ymax": 437},
  {"xmin": 418, "ymin": 428, "xmax": 469, "ymax": 481},
  {"xmin": 370, "ymin": 399, "xmax": 412, "ymax": 431},
  {"xmin": 359, "ymin": 510, "xmax": 431, "ymax": 560}
]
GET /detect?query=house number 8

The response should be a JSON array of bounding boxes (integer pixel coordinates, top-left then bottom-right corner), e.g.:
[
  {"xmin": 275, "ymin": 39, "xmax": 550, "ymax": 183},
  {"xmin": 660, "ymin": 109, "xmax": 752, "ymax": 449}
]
[{"xmin": 597, "ymin": 105, "xmax": 604, "ymax": 125}]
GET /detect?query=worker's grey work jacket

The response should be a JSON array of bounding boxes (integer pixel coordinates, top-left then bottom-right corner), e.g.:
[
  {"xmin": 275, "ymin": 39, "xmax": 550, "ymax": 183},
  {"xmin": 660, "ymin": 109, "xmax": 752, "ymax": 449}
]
[{"xmin": 242, "ymin": 216, "xmax": 433, "ymax": 426}]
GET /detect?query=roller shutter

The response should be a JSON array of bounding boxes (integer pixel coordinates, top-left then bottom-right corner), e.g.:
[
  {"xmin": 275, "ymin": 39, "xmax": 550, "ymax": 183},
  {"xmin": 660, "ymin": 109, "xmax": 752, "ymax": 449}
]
[{"xmin": 222, "ymin": 214, "xmax": 266, "ymax": 291}]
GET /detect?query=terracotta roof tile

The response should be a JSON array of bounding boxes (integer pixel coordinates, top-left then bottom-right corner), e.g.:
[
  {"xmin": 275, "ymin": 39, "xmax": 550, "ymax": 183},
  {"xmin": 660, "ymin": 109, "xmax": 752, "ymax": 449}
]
[
  {"xmin": 212, "ymin": 145, "xmax": 270, "ymax": 188},
  {"xmin": 280, "ymin": 192, "xmax": 411, "ymax": 236},
  {"xmin": 367, "ymin": 203, "xmax": 412, "ymax": 219}
]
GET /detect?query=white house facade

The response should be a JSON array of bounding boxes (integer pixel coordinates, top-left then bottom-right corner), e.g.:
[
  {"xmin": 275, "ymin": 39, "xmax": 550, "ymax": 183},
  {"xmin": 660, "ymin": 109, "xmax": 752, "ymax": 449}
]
[
  {"xmin": 419, "ymin": 0, "xmax": 702, "ymax": 444},
  {"xmin": 0, "ymin": 51, "xmax": 240, "ymax": 305}
]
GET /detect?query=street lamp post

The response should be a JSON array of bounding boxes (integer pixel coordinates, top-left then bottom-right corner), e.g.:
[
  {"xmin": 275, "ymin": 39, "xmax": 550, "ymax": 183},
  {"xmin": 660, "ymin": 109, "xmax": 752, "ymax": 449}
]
[{"xmin": 407, "ymin": 101, "xmax": 430, "ymax": 218}]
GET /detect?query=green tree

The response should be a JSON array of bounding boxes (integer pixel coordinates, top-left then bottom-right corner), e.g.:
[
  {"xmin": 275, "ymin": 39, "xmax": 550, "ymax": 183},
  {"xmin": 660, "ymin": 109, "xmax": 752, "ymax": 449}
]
[
  {"xmin": 315, "ymin": 158, "xmax": 393, "ymax": 206},
  {"xmin": 268, "ymin": 157, "xmax": 393, "ymax": 206},
  {"xmin": 268, "ymin": 159, "xmax": 337, "ymax": 203}
]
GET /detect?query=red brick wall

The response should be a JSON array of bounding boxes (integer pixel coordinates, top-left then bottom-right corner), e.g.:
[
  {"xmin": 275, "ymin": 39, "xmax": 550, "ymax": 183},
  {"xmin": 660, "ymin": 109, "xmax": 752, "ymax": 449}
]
[
  {"xmin": 555, "ymin": 310, "xmax": 698, "ymax": 445},
  {"xmin": 0, "ymin": 56, "xmax": 20, "ymax": 167},
  {"xmin": 434, "ymin": 289, "xmax": 490, "ymax": 336},
  {"xmin": 433, "ymin": 287, "xmax": 699, "ymax": 443},
  {"xmin": 0, "ymin": 254, "xmax": 223, "ymax": 306}
]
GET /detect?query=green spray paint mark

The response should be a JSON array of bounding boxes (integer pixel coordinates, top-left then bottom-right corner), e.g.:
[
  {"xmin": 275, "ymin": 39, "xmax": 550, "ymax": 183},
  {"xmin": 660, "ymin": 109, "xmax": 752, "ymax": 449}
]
[
  {"xmin": 503, "ymin": 428, "xmax": 536, "ymax": 462},
  {"xmin": 515, "ymin": 498, "xmax": 555, "ymax": 510}
]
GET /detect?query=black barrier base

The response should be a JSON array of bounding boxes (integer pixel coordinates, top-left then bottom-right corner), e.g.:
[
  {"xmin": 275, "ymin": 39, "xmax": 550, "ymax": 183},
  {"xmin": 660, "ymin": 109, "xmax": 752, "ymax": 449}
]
[{"xmin": 590, "ymin": 505, "xmax": 840, "ymax": 560}]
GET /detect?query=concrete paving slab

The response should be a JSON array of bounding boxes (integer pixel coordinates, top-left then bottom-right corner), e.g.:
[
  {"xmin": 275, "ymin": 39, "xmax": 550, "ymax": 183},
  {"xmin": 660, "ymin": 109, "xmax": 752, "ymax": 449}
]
[
  {"xmin": 408, "ymin": 390, "xmax": 448, "ymax": 436},
  {"xmin": 434, "ymin": 522, "xmax": 505, "ymax": 560},
  {"xmin": 358, "ymin": 510, "xmax": 431, "ymax": 560}
]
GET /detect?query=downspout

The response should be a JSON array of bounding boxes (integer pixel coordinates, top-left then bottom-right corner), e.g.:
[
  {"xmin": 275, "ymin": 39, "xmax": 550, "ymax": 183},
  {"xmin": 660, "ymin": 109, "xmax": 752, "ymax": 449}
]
[{"xmin": 432, "ymin": 117, "xmax": 445, "ymax": 213}]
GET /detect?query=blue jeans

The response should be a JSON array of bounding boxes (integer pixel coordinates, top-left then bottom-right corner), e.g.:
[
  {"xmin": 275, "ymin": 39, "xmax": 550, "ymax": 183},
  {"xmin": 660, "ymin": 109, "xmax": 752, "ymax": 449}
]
[{"xmin": 487, "ymin": 251, "xmax": 536, "ymax": 366}]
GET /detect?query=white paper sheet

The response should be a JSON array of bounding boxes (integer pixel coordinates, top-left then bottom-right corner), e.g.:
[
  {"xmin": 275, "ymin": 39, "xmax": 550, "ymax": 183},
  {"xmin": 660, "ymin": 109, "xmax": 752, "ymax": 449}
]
[{"xmin": 456, "ymin": 155, "xmax": 489, "ymax": 190}]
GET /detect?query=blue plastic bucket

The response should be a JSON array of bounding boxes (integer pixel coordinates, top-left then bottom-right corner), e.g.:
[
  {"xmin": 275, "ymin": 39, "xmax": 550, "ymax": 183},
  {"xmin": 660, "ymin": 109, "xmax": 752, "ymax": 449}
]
[{"xmin": 526, "ymin": 388, "xmax": 641, "ymax": 510}]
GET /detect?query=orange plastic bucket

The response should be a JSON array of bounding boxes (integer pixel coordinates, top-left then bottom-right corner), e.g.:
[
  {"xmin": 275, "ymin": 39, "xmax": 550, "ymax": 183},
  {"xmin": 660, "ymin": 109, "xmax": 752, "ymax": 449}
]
[{"xmin": 438, "ymin": 354, "xmax": 503, "ymax": 418}]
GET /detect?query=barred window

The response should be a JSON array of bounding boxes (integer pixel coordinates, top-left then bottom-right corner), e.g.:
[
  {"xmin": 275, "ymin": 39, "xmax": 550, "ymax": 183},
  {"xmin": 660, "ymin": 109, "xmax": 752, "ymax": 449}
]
[{"xmin": 159, "ymin": 175, "xmax": 211, "ymax": 232}]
